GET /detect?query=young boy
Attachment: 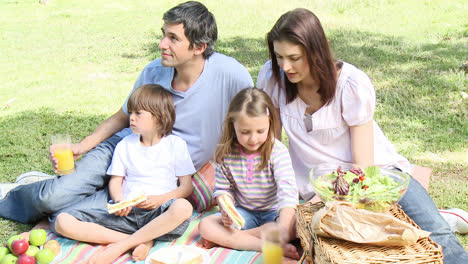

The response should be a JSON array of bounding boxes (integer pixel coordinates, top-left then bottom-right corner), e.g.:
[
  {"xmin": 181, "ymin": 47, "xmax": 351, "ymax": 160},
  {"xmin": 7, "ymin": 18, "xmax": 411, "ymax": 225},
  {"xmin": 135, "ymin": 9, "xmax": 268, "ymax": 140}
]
[{"xmin": 53, "ymin": 84, "xmax": 196, "ymax": 263}]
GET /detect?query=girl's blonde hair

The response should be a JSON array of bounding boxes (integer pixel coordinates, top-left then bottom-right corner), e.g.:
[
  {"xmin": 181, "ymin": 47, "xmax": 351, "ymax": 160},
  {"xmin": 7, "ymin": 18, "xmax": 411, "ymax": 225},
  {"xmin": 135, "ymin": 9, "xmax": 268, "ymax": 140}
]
[
  {"xmin": 215, "ymin": 87, "xmax": 278, "ymax": 170},
  {"xmin": 127, "ymin": 84, "xmax": 175, "ymax": 136}
]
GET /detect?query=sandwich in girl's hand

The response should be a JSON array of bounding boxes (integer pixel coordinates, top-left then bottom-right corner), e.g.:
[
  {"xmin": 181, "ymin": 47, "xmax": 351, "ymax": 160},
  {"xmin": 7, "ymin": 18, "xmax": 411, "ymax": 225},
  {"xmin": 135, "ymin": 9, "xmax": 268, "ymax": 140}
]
[{"xmin": 217, "ymin": 194, "xmax": 245, "ymax": 229}]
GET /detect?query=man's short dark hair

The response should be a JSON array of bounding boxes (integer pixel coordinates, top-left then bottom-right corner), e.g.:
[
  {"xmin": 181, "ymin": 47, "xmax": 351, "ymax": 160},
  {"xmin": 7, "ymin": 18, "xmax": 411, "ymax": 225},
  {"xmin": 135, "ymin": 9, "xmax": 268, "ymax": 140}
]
[{"xmin": 163, "ymin": 1, "xmax": 217, "ymax": 58}]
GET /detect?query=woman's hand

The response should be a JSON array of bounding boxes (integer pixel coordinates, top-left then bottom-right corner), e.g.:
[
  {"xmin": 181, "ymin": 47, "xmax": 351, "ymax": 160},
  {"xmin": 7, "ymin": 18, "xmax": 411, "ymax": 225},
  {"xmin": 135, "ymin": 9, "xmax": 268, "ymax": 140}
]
[
  {"xmin": 136, "ymin": 195, "xmax": 164, "ymax": 210},
  {"xmin": 113, "ymin": 206, "xmax": 132, "ymax": 217}
]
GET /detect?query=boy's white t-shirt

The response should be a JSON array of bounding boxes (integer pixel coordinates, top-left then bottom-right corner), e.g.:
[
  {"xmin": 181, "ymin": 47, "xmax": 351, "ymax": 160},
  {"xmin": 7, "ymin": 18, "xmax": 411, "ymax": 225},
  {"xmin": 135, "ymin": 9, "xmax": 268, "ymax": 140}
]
[{"xmin": 106, "ymin": 134, "xmax": 196, "ymax": 200}]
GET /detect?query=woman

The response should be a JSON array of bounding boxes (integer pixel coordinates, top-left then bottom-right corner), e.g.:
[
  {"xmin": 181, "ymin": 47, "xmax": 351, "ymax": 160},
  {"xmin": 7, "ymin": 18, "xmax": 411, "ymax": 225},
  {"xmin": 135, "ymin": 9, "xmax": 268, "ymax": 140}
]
[{"xmin": 257, "ymin": 8, "xmax": 467, "ymax": 264}]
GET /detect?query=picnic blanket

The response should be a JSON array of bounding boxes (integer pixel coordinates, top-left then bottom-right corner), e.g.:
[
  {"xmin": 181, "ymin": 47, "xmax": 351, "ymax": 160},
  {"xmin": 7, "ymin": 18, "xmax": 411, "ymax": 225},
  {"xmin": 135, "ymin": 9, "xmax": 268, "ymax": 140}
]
[{"xmin": 46, "ymin": 206, "xmax": 262, "ymax": 264}]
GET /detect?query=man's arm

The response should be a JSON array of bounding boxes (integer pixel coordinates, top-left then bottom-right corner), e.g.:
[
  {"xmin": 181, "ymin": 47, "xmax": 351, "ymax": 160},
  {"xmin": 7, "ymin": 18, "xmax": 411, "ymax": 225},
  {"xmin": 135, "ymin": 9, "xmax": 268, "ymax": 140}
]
[
  {"xmin": 78, "ymin": 109, "xmax": 129, "ymax": 154},
  {"xmin": 50, "ymin": 108, "xmax": 129, "ymax": 173}
]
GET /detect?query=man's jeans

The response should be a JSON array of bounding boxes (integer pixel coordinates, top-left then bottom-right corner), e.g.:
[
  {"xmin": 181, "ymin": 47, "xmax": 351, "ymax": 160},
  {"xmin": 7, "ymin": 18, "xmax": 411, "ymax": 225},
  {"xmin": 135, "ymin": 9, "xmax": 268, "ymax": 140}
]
[
  {"xmin": 0, "ymin": 134, "xmax": 122, "ymax": 224},
  {"xmin": 399, "ymin": 177, "xmax": 468, "ymax": 263}
]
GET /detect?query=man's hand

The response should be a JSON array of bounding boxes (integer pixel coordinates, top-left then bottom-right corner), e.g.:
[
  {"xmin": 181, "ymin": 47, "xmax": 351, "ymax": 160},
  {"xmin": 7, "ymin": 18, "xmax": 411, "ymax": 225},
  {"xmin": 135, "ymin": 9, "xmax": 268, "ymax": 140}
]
[
  {"xmin": 135, "ymin": 195, "xmax": 164, "ymax": 210},
  {"xmin": 49, "ymin": 109, "xmax": 129, "ymax": 174},
  {"xmin": 49, "ymin": 142, "xmax": 85, "ymax": 174}
]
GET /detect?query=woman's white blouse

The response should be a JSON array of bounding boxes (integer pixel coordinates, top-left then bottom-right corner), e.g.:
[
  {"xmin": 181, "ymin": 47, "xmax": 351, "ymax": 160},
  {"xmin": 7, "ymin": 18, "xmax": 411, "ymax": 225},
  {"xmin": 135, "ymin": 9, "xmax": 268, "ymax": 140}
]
[{"xmin": 257, "ymin": 60, "xmax": 411, "ymax": 200}]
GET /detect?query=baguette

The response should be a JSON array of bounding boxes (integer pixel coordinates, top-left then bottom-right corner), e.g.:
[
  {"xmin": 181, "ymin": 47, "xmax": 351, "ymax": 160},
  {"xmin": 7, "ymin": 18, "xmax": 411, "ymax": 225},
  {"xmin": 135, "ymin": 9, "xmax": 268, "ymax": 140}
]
[
  {"xmin": 217, "ymin": 194, "xmax": 245, "ymax": 229},
  {"xmin": 106, "ymin": 194, "xmax": 147, "ymax": 214}
]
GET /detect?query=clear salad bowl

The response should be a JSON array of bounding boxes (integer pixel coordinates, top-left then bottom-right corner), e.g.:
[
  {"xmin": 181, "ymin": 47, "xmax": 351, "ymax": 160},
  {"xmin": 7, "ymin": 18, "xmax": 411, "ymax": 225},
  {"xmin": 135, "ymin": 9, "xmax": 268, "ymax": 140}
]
[{"xmin": 308, "ymin": 163, "xmax": 410, "ymax": 212}]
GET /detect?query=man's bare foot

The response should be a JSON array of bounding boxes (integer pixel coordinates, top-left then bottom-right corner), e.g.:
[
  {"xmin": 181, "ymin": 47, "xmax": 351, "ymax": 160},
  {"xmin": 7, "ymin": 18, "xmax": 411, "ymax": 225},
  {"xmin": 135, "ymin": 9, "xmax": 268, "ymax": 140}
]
[
  {"xmin": 132, "ymin": 240, "xmax": 154, "ymax": 261},
  {"xmin": 282, "ymin": 243, "xmax": 300, "ymax": 260},
  {"xmin": 195, "ymin": 237, "xmax": 218, "ymax": 249}
]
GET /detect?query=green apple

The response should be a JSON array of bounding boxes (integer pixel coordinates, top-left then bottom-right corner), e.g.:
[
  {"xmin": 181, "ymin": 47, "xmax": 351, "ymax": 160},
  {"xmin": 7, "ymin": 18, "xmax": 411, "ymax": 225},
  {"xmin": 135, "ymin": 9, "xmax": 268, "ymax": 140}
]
[
  {"xmin": 35, "ymin": 248, "xmax": 54, "ymax": 264},
  {"xmin": 0, "ymin": 247, "xmax": 10, "ymax": 263},
  {"xmin": 6, "ymin": 235, "xmax": 24, "ymax": 252},
  {"xmin": 29, "ymin": 229, "xmax": 47, "ymax": 247},
  {"xmin": 24, "ymin": 245, "xmax": 39, "ymax": 257},
  {"xmin": 0, "ymin": 254, "xmax": 17, "ymax": 264}
]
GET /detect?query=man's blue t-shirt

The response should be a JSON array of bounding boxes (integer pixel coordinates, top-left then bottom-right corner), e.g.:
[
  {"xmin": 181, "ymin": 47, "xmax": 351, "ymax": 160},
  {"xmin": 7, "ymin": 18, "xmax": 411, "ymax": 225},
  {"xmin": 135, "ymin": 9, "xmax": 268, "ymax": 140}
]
[{"xmin": 117, "ymin": 52, "xmax": 253, "ymax": 170}]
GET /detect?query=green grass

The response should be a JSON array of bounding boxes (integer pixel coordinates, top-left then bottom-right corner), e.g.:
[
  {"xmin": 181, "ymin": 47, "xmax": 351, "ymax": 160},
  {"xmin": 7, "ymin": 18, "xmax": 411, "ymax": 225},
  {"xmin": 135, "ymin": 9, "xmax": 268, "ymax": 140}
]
[{"xmin": 0, "ymin": 0, "xmax": 466, "ymax": 249}]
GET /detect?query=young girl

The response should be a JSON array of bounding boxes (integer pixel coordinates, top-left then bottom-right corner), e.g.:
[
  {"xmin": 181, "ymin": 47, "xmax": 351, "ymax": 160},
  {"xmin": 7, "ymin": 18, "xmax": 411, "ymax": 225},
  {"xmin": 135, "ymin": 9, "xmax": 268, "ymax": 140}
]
[
  {"xmin": 198, "ymin": 88, "xmax": 300, "ymax": 260},
  {"xmin": 257, "ymin": 8, "xmax": 468, "ymax": 264},
  {"xmin": 52, "ymin": 84, "xmax": 196, "ymax": 264}
]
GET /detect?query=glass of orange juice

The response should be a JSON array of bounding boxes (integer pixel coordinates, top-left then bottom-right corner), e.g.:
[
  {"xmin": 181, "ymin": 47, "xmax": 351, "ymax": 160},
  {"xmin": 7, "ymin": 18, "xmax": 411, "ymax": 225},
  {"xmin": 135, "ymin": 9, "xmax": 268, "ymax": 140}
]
[
  {"xmin": 261, "ymin": 225, "xmax": 284, "ymax": 264},
  {"xmin": 51, "ymin": 134, "xmax": 75, "ymax": 175}
]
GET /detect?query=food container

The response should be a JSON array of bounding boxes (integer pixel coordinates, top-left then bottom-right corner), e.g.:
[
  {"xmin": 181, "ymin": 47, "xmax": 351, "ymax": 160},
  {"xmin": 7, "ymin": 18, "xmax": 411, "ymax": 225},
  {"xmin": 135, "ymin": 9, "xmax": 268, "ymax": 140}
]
[
  {"xmin": 308, "ymin": 164, "xmax": 410, "ymax": 212},
  {"xmin": 296, "ymin": 202, "xmax": 443, "ymax": 264}
]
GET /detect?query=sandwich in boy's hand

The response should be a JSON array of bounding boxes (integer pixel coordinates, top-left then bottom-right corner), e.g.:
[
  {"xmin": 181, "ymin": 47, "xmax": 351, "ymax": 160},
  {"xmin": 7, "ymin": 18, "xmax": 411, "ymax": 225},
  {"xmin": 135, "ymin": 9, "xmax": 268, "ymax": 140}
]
[
  {"xmin": 107, "ymin": 193, "xmax": 147, "ymax": 214},
  {"xmin": 217, "ymin": 194, "xmax": 245, "ymax": 229}
]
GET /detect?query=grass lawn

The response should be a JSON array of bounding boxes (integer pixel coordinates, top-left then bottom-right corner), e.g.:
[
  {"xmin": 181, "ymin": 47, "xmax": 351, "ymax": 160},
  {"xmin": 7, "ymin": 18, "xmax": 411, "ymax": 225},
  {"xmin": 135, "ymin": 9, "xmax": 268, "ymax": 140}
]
[{"xmin": 1, "ymin": 0, "xmax": 467, "ymax": 250}]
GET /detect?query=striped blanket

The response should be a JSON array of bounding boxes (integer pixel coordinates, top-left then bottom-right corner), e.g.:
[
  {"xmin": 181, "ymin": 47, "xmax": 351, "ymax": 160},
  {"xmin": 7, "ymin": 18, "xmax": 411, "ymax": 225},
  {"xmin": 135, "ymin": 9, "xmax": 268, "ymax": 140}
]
[{"xmin": 48, "ymin": 206, "xmax": 262, "ymax": 264}]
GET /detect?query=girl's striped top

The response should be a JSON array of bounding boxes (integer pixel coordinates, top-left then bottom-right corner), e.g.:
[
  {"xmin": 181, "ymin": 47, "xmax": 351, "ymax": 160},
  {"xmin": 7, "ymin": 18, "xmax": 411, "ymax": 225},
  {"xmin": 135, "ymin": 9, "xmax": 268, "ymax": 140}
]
[{"xmin": 213, "ymin": 139, "xmax": 298, "ymax": 211}]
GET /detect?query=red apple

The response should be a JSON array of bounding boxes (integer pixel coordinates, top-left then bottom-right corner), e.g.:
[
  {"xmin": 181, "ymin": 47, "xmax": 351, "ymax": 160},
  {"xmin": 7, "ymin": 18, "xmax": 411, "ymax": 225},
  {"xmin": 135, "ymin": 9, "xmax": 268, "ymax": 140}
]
[
  {"xmin": 6, "ymin": 235, "xmax": 24, "ymax": 252},
  {"xmin": 11, "ymin": 239, "xmax": 29, "ymax": 256},
  {"xmin": 18, "ymin": 254, "xmax": 35, "ymax": 264}
]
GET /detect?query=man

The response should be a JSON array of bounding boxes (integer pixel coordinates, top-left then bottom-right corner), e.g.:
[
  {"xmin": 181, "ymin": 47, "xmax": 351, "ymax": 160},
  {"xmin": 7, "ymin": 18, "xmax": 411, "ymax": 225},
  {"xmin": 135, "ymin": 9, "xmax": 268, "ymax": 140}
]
[{"xmin": 0, "ymin": 0, "xmax": 252, "ymax": 234}]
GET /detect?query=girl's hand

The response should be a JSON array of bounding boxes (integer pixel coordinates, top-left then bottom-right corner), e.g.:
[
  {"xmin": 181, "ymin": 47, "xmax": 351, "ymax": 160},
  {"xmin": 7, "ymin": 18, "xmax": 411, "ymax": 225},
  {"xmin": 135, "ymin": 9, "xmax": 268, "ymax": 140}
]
[
  {"xmin": 278, "ymin": 223, "xmax": 291, "ymax": 243},
  {"xmin": 113, "ymin": 206, "xmax": 132, "ymax": 217},
  {"xmin": 221, "ymin": 209, "xmax": 233, "ymax": 227},
  {"xmin": 136, "ymin": 195, "xmax": 163, "ymax": 210}
]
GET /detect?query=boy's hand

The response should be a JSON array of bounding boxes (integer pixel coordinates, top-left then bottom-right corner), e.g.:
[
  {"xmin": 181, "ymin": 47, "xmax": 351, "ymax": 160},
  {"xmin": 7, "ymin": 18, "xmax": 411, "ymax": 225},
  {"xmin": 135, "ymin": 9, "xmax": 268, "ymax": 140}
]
[
  {"xmin": 113, "ymin": 206, "xmax": 132, "ymax": 217},
  {"xmin": 136, "ymin": 195, "xmax": 164, "ymax": 210},
  {"xmin": 220, "ymin": 208, "xmax": 233, "ymax": 227}
]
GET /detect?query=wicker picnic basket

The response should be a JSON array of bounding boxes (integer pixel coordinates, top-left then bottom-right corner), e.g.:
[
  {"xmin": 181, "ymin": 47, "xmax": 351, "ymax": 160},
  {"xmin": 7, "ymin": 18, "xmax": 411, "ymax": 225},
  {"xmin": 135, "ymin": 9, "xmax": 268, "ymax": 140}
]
[{"xmin": 296, "ymin": 202, "xmax": 444, "ymax": 264}]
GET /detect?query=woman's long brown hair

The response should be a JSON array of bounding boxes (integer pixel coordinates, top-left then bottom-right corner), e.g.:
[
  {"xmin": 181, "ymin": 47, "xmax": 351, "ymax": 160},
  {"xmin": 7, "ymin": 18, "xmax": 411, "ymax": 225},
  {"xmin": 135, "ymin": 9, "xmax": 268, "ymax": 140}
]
[{"xmin": 267, "ymin": 8, "xmax": 338, "ymax": 105}]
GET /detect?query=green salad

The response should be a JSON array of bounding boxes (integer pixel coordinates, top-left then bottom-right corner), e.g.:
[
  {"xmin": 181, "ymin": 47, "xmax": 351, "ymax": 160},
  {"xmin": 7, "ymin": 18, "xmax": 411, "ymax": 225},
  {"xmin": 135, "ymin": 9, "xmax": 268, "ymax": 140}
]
[{"xmin": 312, "ymin": 166, "xmax": 407, "ymax": 211}]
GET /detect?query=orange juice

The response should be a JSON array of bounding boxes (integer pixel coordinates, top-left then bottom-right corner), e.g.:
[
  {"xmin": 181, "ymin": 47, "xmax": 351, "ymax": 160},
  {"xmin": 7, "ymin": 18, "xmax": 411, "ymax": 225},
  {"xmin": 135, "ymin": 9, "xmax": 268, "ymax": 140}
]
[
  {"xmin": 262, "ymin": 242, "xmax": 283, "ymax": 264},
  {"xmin": 54, "ymin": 148, "xmax": 75, "ymax": 174}
]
